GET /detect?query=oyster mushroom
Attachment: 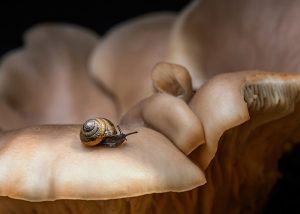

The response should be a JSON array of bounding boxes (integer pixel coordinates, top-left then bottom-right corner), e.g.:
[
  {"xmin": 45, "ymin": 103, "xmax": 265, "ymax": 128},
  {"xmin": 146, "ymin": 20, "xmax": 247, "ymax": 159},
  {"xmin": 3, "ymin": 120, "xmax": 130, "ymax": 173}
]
[
  {"xmin": 0, "ymin": 0, "xmax": 300, "ymax": 212},
  {"xmin": 168, "ymin": 0, "xmax": 300, "ymax": 87},
  {"xmin": 0, "ymin": 23, "xmax": 117, "ymax": 130},
  {"xmin": 189, "ymin": 71, "xmax": 300, "ymax": 213},
  {"xmin": 122, "ymin": 94, "xmax": 204, "ymax": 155},
  {"xmin": 89, "ymin": 13, "xmax": 176, "ymax": 115},
  {"xmin": 0, "ymin": 100, "xmax": 206, "ymax": 213},
  {"xmin": 1, "ymin": 69, "xmax": 300, "ymax": 214},
  {"xmin": 151, "ymin": 62, "xmax": 193, "ymax": 102}
]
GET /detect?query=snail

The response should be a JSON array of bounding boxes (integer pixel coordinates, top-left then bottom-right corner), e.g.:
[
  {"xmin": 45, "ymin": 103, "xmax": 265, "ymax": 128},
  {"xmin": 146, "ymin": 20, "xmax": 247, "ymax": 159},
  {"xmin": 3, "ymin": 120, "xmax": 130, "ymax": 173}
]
[{"xmin": 80, "ymin": 118, "xmax": 138, "ymax": 147}]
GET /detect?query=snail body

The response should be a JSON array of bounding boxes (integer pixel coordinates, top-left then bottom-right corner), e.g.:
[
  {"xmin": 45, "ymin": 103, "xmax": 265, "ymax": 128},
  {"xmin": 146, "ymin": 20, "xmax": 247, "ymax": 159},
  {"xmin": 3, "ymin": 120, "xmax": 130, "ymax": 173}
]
[{"xmin": 80, "ymin": 118, "xmax": 138, "ymax": 147}]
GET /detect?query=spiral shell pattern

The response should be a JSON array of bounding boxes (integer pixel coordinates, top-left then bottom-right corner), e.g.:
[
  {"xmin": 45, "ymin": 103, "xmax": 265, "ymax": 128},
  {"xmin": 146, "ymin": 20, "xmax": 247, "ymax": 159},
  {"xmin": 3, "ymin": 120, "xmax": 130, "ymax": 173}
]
[{"xmin": 80, "ymin": 118, "xmax": 117, "ymax": 146}]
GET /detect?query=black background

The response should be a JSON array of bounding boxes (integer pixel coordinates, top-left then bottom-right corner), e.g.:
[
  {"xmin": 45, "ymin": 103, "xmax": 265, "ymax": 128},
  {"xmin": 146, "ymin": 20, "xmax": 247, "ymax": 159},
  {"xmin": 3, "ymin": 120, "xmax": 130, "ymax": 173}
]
[
  {"xmin": 0, "ymin": 1, "xmax": 299, "ymax": 213},
  {"xmin": 0, "ymin": 1, "xmax": 190, "ymax": 57}
]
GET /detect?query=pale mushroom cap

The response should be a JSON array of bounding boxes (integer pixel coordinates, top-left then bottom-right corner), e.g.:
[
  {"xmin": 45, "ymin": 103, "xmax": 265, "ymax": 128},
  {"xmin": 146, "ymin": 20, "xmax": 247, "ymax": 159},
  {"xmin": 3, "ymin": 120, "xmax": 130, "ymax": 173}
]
[
  {"xmin": 167, "ymin": 0, "xmax": 204, "ymax": 88},
  {"xmin": 121, "ymin": 93, "xmax": 204, "ymax": 155},
  {"xmin": 188, "ymin": 71, "xmax": 300, "ymax": 213},
  {"xmin": 168, "ymin": 0, "xmax": 300, "ymax": 87},
  {"xmin": 0, "ymin": 24, "xmax": 117, "ymax": 129},
  {"xmin": 0, "ymin": 125, "xmax": 205, "ymax": 201},
  {"xmin": 89, "ymin": 13, "xmax": 175, "ymax": 115},
  {"xmin": 152, "ymin": 62, "xmax": 193, "ymax": 102},
  {"xmin": 189, "ymin": 71, "xmax": 300, "ymax": 169}
]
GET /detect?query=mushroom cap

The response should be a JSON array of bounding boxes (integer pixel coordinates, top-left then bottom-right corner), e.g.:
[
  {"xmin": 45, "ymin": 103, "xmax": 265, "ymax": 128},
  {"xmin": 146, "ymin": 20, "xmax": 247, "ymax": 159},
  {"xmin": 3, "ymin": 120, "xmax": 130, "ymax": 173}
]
[
  {"xmin": 89, "ymin": 13, "xmax": 175, "ymax": 114},
  {"xmin": 189, "ymin": 71, "xmax": 300, "ymax": 170},
  {"xmin": 0, "ymin": 23, "xmax": 117, "ymax": 130},
  {"xmin": 121, "ymin": 93, "xmax": 204, "ymax": 155},
  {"xmin": 168, "ymin": 0, "xmax": 300, "ymax": 88},
  {"xmin": 187, "ymin": 70, "xmax": 300, "ymax": 213},
  {"xmin": 152, "ymin": 62, "xmax": 193, "ymax": 102},
  {"xmin": 0, "ymin": 125, "xmax": 205, "ymax": 201}
]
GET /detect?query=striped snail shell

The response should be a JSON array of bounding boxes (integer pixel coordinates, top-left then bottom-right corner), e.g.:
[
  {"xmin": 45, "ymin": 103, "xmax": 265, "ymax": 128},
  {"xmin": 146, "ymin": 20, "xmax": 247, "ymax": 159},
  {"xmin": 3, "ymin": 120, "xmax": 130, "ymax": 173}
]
[
  {"xmin": 80, "ymin": 118, "xmax": 138, "ymax": 147},
  {"xmin": 80, "ymin": 118, "xmax": 117, "ymax": 146}
]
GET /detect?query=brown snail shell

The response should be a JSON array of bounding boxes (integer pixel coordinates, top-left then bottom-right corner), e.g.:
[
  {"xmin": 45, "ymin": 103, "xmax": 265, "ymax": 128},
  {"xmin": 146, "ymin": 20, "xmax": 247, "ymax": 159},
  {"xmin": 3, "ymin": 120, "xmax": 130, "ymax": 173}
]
[{"xmin": 80, "ymin": 118, "xmax": 117, "ymax": 146}]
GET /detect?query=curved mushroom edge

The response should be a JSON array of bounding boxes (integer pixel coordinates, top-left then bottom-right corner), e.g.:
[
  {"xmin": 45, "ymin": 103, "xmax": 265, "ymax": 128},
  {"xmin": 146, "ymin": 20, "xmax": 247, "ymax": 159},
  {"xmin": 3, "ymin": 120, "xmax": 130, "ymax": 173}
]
[
  {"xmin": 190, "ymin": 71, "xmax": 300, "ymax": 169},
  {"xmin": 189, "ymin": 71, "xmax": 300, "ymax": 213},
  {"xmin": 89, "ymin": 13, "xmax": 176, "ymax": 116},
  {"xmin": 120, "ymin": 93, "xmax": 205, "ymax": 155},
  {"xmin": 0, "ymin": 24, "xmax": 118, "ymax": 129},
  {"xmin": 151, "ymin": 62, "xmax": 194, "ymax": 102},
  {"xmin": 0, "ymin": 125, "xmax": 205, "ymax": 202}
]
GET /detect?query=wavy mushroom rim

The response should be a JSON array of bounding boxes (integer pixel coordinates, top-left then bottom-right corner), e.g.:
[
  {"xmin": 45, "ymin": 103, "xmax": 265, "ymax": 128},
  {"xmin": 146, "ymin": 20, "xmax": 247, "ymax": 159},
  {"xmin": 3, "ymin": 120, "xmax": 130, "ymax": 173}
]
[
  {"xmin": 121, "ymin": 93, "xmax": 205, "ymax": 155},
  {"xmin": 167, "ymin": 0, "xmax": 204, "ymax": 88},
  {"xmin": 189, "ymin": 71, "xmax": 300, "ymax": 169},
  {"xmin": 151, "ymin": 62, "xmax": 193, "ymax": 102},
  {"xmin": 89, "ymin": 13, "xmax": 176, "ymax": 116},
  {"xmin": 0, "ymin": 125, "xmax": 205, "ymax": 202},
  {"xmin": 187, "ymin": 71, "xmax": 300, "ymax": 213},
  {"xmin": 0, "ymin": 23, "xmax": 119, "ymax": 129}
]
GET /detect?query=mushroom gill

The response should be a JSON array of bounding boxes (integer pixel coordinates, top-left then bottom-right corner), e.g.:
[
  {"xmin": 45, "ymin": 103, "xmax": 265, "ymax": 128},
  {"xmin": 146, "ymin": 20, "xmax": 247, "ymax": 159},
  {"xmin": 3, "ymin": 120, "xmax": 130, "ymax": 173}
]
[{"xmin": 189, "ymin": 71, "xmax": 300, "ymax": 213}]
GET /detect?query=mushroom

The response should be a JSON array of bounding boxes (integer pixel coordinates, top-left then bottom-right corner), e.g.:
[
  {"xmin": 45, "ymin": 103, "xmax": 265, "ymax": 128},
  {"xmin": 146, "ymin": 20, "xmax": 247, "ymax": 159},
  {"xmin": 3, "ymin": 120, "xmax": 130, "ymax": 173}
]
[
  {"xmin": 0, "ymin": 23, "xmax": 117, "ymax": 130},
  {"xmin": 168, "ymin": 0, "xmax": 300, "ymax": 87},
  {"xmin": 89, "ymin": 13, "xmax": 176, "ymax": 115},
  {"xmin": 1, "ymin": 0, "xmax": 300, "ymax": 212},
  {"xmin": 122, "ymin": 69, "xmax": 300, "ymax": 213},
  {"xmin": 151, "ymin": 62, "xmax": 193, "ymax": 102},
  {"xmin": 121, "ymin": 93, "xmax": 204, "ymax": 155},
  {"xmin": 1, "ymin": 69, "xmax": 300, "ymax": 213},
  {"xmin": 188, "ymin": 71, "xmax": 300, "ymax": 213},
  {"xmin": 0, "ymin": 101, "xmax": 206, "ymax": 213}
]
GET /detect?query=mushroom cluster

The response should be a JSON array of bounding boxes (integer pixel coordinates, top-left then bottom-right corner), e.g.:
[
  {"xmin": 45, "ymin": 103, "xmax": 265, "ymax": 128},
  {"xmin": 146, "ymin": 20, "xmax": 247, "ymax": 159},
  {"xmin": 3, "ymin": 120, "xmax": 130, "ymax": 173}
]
[{"xmin": 1, "ymin": 0, "xmax": 300, "ymax": 213}]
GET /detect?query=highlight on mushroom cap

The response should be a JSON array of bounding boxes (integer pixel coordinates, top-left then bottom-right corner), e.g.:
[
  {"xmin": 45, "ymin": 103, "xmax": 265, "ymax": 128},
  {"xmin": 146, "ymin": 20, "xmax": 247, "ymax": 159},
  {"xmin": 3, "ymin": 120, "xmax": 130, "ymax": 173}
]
[{"xmin": 0, "ymin": 125, "xmax": 205, "ymax": 202}]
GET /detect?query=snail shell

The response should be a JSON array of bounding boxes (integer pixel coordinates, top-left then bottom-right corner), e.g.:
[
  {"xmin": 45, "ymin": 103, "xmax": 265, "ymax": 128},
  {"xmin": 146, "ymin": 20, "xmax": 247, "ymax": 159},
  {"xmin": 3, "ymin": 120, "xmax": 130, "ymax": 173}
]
[{"xmin": 80, "ymin": 118, "xmax": 117, "ymax": 146}]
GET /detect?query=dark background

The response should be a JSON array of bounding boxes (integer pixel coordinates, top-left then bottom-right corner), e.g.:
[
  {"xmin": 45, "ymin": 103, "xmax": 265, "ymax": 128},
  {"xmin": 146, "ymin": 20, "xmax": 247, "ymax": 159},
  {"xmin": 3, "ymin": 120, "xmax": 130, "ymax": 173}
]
[
  {"xmin": 0, "ymin": 1, "xmax": 190, "ymax": 57},
  {"xmin": 0, "ymin": 1, "xmax": 299, "ymax": 213}
]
